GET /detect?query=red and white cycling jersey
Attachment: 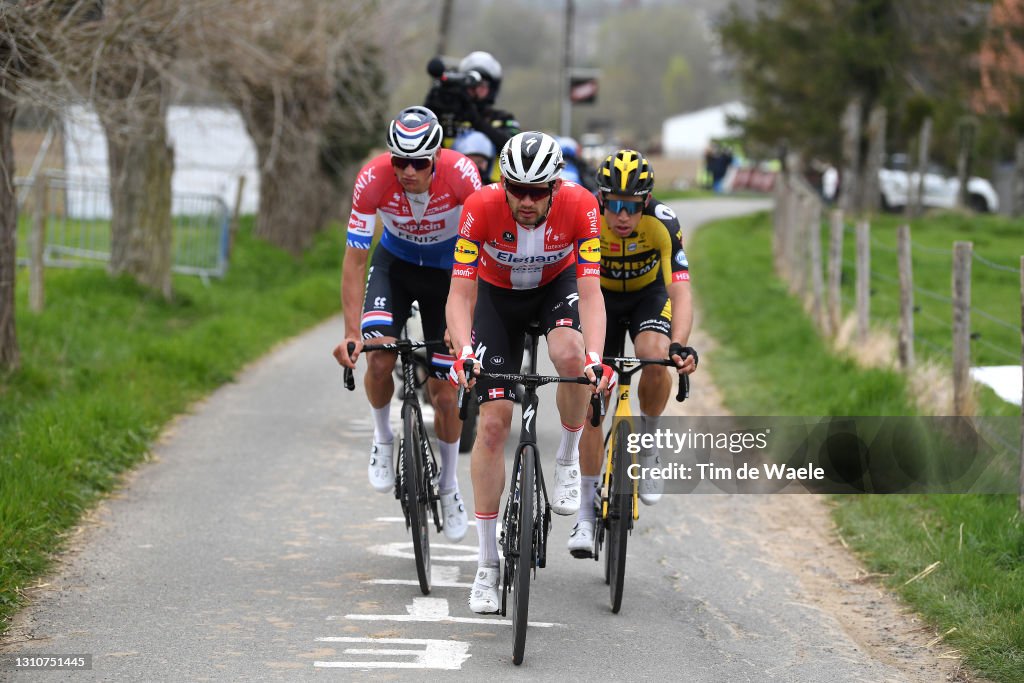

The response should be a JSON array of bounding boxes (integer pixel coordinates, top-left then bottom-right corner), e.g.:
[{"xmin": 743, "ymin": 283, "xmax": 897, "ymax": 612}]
[
  {"xmin": 451, "ymin": 181, "xmax": 601, "ymax": 290},
  {"xmin": 346, "ymin": 148, "xmax": 482, "ymax": 268}
]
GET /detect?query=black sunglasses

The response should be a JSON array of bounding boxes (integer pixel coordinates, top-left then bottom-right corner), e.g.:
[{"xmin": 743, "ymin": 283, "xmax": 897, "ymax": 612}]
[
  {"xmin": 504, "ymin": 181, "xmax": 553, "ymax": 201},
  {"xmin": 391, "ymin": 156, "xmax": 433, "ymax": 171}
]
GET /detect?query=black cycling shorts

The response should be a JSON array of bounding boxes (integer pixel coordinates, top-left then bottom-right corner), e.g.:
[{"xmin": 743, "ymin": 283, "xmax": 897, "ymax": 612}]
[
  {"xmin": 361, "ymin": 247, "xmax": 454, "ymax": 379},
  {"xmin": 602, "ymin": 283, "xmax": 671, "ymax": 357},
  {"xmin": 472, "ymin": 266, "xmax": 582, "ymax": 404}
]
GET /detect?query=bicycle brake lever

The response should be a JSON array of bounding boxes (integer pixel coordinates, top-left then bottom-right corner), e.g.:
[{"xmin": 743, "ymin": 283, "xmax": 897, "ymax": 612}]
[
  {"xmin": 343, "ymin": 342, "xmax": 356, "ymax": 391},
  {"xmin": 590, "ymin": 383, "xmax": 602, "ymax": 427},
  {"xmin": 458, "ymin": 359, "xmax": 475, "ymax": 420},
  {"xmin": 676, "ymin": 373, "xmax": 689, "ymax": 402}
]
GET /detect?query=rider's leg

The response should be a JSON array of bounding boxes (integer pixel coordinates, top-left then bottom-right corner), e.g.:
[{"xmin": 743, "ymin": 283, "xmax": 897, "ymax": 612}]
[
  {"xmin": 469, "ymin": 399, "xmax": 513, "ymax": 613},
  {"xmin": 428, "ymin": 377, "xmax": 469, "ymax": 542},
  {"xmin": 633, "ymin": 330, "xmax": 671, "ymax": 505},
  {"xmin": 547, "ymin": 327, "xmax": 587, "ymax": 515},
  {"xmin": 364, "ymin": 336, "xmax": 398, "ymax": 441}
]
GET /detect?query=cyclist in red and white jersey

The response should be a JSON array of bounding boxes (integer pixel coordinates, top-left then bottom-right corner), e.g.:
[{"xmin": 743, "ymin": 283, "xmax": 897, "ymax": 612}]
[
  {"xmin": 333, "ymin": 106, "xmax": 482, "ymax": 543},
  {"xmin": 446, "ymin": 131, "xmax": 612, "ymax": 613}
]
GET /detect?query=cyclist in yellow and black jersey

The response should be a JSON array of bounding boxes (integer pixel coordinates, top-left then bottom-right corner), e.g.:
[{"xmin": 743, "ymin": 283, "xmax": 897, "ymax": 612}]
[
  {"xmin": 598, "ymin": 195, "xmax": 689, "ymax": 292},
  {"xmin": 567, "ymin": 149, "xmax": 699, "ymax": 558}
]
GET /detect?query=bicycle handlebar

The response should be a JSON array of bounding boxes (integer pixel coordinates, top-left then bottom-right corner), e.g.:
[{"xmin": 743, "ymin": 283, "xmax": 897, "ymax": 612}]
[
  {"xmin": 602, "ymin": 355, "xmax": 690, "ymax": 403},
  {"xmin": 342, "ymin": 339, "xmax": 442, "ymax": 392},
  {"xmin": 456, "ymin": 358, "xmax": 602, "ymax": 425}
]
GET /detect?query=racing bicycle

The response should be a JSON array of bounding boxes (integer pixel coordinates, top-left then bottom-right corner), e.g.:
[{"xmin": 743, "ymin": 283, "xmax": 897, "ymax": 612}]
[
  {"xmin": 345, "ymin": 339, "xmax": 443, "ymax": 594},
  {"xmin": 459, "ymin": 324, "xmax": 601, "ymax": 665},
  {"xmin": 595, "ymin": 351, "xmax": 690, "ymax": 613}
]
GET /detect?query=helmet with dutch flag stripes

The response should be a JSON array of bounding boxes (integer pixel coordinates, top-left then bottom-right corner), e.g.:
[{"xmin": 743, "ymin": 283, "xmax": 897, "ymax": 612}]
[{"xmin": 386, "ymin": 106, "xmax": 443, "ymax": 159}]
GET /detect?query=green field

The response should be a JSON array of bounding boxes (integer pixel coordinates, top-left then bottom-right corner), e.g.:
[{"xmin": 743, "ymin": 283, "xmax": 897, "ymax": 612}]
[
  {"xmin": 689, "ymin": 209, "xmax": 1024, "ymax": 682},
  {"xmin": 0, "ymin": 218, "xmax": 344, "ymax": 627}
]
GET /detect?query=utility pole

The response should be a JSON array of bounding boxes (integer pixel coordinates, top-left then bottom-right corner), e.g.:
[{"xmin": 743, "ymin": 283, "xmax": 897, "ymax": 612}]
[
  {"xmin": 560, "ymin": 0, "xmax": 575, "ymax": 137},
  {"xmin": 436, "ymin": 0, "xmax": 454, "ymax": 56}
]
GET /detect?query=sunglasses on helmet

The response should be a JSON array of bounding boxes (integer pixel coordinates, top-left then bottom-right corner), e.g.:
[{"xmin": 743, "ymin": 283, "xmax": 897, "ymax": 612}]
[
  {"xmin": 391, "ymin": 156, "xmax": 433, "ymax": 171},
  {"xmin": 604, "ymin": 198, "xmax": 645, "ymax": 215},
  {"xmin": 504, "ymin": 181, "xmax": 553, "ymax": 201}
]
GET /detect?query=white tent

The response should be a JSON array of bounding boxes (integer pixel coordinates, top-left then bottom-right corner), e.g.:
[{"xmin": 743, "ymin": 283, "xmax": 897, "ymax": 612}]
[
  {"xmin": 661, "ymin": 101, "xmax": 747, "ymax": 159},
  {"xmin": 64, "ymin": 105, "xmax": 260, "ymax": 216}
]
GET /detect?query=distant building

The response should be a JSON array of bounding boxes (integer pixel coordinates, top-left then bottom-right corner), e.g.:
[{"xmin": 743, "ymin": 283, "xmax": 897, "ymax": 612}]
[{"xmin": 661, "ymin": 101, "xmax": 747, "ymax": 159}]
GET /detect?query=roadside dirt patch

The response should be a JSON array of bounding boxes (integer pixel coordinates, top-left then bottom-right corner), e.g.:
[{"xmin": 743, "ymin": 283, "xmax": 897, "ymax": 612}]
[{"xmin": 667, "ymin": 303, "xmax": 980, "ymax": 683}]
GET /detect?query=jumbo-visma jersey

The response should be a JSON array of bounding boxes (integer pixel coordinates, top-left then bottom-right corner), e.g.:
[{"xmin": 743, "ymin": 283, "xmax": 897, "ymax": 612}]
[
  {"xmin": 345, "ymin": 148, "xmax": 482, "ymax": 269},
  {"xmin": 451, "ymin": 181, "xmax": 601, "ymax": 290},
  {"xmin": 599, "ymin": 198, "xmax": 690, "ymax": 292}
]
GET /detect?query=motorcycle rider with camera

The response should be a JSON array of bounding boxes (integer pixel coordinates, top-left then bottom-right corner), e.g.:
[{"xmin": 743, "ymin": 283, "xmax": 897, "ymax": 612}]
[{"xmin": 424, "ymin": 50, "xmax": 519, "ymax": 183}]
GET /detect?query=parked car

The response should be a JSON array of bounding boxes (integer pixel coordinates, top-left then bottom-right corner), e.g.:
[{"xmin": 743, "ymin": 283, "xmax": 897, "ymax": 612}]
[{"xmin": 878, "ymin": 154, "xmax": 999, "ymax": 213}]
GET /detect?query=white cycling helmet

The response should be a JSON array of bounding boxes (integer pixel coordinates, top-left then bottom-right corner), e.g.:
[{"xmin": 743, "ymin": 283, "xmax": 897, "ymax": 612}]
[
  {"xmin": 459, "ymin": 51, "xmax": 502, "ymax": 102},
  {"xmin": 499, "ymin": 132, "xmax": 564, "ymax": 184},
  {"xmin": 386, "ymin": 106, "xmax": 443, "ymax": 159},
  {"xmin": 453, "ymin": 130, "xmax": 496, "ymax": 159}
]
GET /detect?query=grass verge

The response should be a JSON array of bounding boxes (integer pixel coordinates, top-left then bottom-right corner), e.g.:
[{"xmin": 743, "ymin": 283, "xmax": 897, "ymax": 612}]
[
  {"xmin": 0, "ymin": 218, "xmax": 344, "ymax": 629},
  {"xmin": 689, "ymin": 210, "xmax": 1024, "ymax": 682}
]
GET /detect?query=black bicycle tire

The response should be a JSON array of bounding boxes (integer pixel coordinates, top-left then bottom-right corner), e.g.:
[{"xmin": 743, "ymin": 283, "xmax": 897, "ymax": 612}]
[
  {"xmin": 511, "ymin": 444, "xmax": 534, "ymax": 665},
  {"xmin": 609, "ymin": 420, "xmax": 631, "ymax": 613},
  {"xmin": 602, "ymin": 426, "xmax": 613, "ymax": 585},
  {"xmin": 403, "ymin": 404, "xmax": 431, "ymax": 595}
]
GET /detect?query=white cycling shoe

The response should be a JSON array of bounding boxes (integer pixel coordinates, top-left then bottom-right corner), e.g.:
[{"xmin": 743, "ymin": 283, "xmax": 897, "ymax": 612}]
[
  {"xmin": 551, "ymin": 460, "xmax": 581, "ymax": 516},
  {"xmin": 367, "ymin": 441, "xmax": 394, "ymax": 493},
  {"xmin": 469, "ymin": 565, "xmax": 501, "ymax": 614},
  {"xmin": 638, "ymin": 453, "xmax": 663, "ymax": 505},
  {"xmin": 568, "ymin": 519, "xmax": 596, "ymax": 559},
  {"xmin": 440, "ymin": 490, "xmax": 468, "ymax": 542}
]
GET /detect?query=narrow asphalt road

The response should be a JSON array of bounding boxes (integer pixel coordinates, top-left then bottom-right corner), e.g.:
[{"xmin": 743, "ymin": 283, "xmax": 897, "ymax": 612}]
[{"xmin": 2, "ymin": 198, "xmax": 926, "ymax": 681}]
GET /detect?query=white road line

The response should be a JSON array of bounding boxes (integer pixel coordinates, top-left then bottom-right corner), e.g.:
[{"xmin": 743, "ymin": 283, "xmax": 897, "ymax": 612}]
[
  {"xmin": 313, "ymin": 637, "xmax": 471, "ymax": 670},
  {"xmin": 375, "ymin": 516, "xmax": 477, "ymax": 527},
  {"xmin": 365, "ymin": 564, "xmax": 471, "ymax": 588},
  {"xmin": 369, "ymin": 541, "xmax": 479, "ymax": 563},
  {"xmin": 329, "ymin": 596, "xmax": 562, "ymax": 628}
]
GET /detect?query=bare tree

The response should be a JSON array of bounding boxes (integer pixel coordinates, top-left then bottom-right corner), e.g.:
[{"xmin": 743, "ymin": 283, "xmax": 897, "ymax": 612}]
[{"xmin": 192, "ymin": 0, "xmax": 389, "ymax": 254}]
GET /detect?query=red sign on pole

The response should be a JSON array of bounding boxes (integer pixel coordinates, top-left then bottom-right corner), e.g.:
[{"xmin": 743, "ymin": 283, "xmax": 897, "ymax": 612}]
[{"xmin": 570, "ymin": 76, "xmax": 598, "ymax": 104}]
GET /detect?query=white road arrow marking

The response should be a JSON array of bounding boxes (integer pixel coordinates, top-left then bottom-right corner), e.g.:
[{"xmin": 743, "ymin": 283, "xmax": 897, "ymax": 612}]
[{"xmin": 313, "ymin": 637, "xmax": 471, "ymax": 670}]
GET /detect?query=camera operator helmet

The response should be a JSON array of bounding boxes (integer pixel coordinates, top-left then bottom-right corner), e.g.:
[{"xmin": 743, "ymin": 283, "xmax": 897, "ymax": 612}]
[
  {"xmin": 458, "ymin": 51, "xmax": 502, "ymax": 104},
  {"xmin": 597, "ymin": 149, "xmax": 655, "ymax": 198},
  {"xmin": 499, "ymin": 131, "xmax": 564, "ymax": 184},
  {"xmin": 386, "ymin": 106, "xmax": 444, "ymax": 159}
]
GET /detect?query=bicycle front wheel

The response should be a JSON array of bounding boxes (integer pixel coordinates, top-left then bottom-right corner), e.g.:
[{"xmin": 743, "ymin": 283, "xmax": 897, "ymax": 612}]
[
  {"xmin": 608, "ymin": 421, "xmax": 632, "ymax": 613},
  {"xmin": 509, "ymin": 444, "xmax": 535, "ymax": 665},
  {"xmin": 403, "ymin": 404, "xmax": 431, "ymax": 595}
]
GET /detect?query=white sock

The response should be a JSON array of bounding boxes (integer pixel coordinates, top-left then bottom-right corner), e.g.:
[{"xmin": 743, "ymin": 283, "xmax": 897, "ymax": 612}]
[
  {"xmin": 639, "ymin": 409, "xmax": 660, "ymax": 463},
  {"xmin": 638, "ymin": 409, "xmax": 660, "ymax": 437},
  {"xmin": 555, "ymin": 422, "xmax": 584, "ymax": 465},
  {"xmin": 438, "ymin": 439, "xmax": 459, "ymax": 493},
  {"xmin": 476, "ymin": 512, "xmax": 499, "ymax": 567},
  {"xmin": 371, "ymin": 404, "xmax": 393, "ymax": 444},
  {"xmin": 578, "ymin": 475, "xmax": 600, "ymax": 523}
]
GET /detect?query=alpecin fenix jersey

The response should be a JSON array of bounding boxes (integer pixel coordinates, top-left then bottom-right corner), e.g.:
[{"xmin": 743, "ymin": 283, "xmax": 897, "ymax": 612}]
[
  {"xmin": 451, "ymin": 181, "xmax": 601, "ymax": 290},
  {"xmin": 345, "ymin": 148, "xmax": 482, "ymax": 269}
]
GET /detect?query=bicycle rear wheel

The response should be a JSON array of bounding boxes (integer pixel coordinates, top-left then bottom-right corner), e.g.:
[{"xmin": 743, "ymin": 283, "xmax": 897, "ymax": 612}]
[
  {"xmin": 508, "ymin": 445, "xmax": 534, "ymax": 665},
  {"xmin": 403, "ymin": 404, "xmax": 431, "ymax": 595},
  {"xmin": 608, "ymin": 421, "xmax": 632, "ymax": 613}
]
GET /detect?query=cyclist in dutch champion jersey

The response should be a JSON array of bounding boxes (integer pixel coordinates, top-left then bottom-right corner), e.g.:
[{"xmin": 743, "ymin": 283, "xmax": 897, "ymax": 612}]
[
  {"xmin": 332, "ymin": 106, "xmax": 482, "ymax": 542},
  {"xmin": 568, "ymin": 149, "xmax": 699, "ymax": 559},
  {"xmin": 445, "ymin": 131, "xmax": 613, "ymax": 613}
]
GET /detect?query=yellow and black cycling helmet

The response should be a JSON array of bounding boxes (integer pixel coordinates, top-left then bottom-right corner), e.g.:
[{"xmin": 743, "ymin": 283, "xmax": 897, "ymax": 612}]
[{"xmin": 596, "ymin": 149, "xmax": 655, "ymax": 197}]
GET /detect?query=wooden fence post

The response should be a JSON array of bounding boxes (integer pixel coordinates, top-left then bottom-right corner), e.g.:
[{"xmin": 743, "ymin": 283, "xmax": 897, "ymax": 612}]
[
  {"xmin": 897, "ymin": 225, "xmax": 915, "ymax": 370},
  {"xmin": 791, "ymin": 192, "xmax": 809, "ymax": 296},
  {"xmin": 856, "ymin": 219, "xmax": 871, "ymax": 342},
  {"xmin": 952, "ymin": 241, "xmax": 973, "ymax": 415},
  {"xmin": 809, "ymin": 196, "xmax": 826, "ymax": 333},
  {"xmin": 828, "ymin": 209, "xmax": 844, "ymax": 336},
  {"xmin": 29, "ymin": 178, "xmax": 47, "ymax": 313}
]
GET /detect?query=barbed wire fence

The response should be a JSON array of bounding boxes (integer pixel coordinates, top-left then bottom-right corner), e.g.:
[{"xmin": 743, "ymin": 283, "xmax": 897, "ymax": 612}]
[{"xmin": 773, "ymin": 170, "xmax": 1024, "ymax": 511}]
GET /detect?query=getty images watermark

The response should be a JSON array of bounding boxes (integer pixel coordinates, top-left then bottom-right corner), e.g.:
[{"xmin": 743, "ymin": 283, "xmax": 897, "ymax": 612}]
[{"xmin": 620, "ymin": 416, "xmax": 1019, "ymax": 494}]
